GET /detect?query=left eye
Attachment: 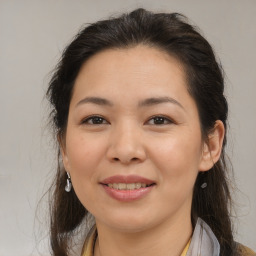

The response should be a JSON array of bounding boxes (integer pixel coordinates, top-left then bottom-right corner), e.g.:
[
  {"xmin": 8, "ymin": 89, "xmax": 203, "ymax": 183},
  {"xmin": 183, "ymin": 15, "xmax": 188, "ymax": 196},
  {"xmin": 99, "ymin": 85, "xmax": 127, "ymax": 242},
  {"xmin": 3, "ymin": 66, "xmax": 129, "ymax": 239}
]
[
  {"xmin": 82, "ymin": 116, "xmax": 108, "ymax": 125},
  {"xmin": 147, "ymin": 116, "xmax": 173, "ymax": 125}
]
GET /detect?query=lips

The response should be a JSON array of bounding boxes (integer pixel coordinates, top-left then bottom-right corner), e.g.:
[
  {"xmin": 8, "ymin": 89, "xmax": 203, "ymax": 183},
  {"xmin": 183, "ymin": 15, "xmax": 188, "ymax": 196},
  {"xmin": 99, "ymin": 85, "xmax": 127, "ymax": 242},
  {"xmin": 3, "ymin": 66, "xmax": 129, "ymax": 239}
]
[
  {"xmin": 100, "ymin": 175, "xmax": 155, "ymax": 185},
  {"xmin": 100, "ymin": 175, "xmax": 156, "ymax": 202}
]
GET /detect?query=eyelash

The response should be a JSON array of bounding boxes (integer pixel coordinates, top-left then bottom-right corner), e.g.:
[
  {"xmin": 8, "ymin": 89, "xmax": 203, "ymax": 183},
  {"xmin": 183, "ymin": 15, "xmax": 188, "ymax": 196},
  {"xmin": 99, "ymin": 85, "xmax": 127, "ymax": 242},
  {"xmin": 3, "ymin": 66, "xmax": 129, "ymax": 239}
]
[
  {"xmin": 81, "ymin": 115, "xmax": 109, "ymax": 125},
  {"xmin": 147, "ymin": 115, "xmax": 174, "ymax": 125},
  {"xmin": 81, "ymin": 115, "xmax": 174, "ymax": 126}
]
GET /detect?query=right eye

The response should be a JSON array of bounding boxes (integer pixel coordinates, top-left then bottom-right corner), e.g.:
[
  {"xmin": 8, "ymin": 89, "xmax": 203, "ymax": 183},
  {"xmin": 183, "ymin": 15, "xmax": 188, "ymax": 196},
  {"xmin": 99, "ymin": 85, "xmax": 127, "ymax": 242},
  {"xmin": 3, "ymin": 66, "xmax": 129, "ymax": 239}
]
[{"xmin": 81, "ymin": 115, "xmax": 109, "ymax": 125}]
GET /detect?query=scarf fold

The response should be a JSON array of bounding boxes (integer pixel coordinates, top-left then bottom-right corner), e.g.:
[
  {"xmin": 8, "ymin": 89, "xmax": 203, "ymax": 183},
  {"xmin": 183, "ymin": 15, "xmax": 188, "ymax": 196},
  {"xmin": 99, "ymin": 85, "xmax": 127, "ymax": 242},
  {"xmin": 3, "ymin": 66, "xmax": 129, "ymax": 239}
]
[{"xmin": 186, "ymin": 218, "xmax": 220, "ymax": 256}]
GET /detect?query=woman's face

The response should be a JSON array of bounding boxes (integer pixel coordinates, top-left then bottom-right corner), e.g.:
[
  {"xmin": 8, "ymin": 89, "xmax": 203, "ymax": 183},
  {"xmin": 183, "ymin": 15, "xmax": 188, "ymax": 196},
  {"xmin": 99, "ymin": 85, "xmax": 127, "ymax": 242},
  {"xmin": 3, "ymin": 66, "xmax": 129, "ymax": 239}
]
[{"xmin": 62, "ymin": 45, "xmax": 210, "ymax": 232}]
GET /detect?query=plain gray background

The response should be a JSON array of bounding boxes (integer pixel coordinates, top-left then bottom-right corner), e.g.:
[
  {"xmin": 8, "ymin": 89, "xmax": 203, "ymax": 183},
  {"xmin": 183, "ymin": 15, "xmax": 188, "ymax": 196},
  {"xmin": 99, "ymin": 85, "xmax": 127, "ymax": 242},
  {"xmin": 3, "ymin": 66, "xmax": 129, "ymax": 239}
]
[{"xmin": 0, "ymin": 0, "xmax": 255, "ymax": 255}]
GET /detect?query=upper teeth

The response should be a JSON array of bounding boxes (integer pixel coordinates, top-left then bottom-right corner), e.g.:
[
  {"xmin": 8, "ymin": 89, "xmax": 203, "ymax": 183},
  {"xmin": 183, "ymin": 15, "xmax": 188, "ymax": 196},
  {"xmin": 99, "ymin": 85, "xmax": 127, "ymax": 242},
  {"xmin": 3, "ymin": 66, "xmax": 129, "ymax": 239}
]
[{"xmin": 108, "ymin": 183, "xmax": 147, "ymax": 190}]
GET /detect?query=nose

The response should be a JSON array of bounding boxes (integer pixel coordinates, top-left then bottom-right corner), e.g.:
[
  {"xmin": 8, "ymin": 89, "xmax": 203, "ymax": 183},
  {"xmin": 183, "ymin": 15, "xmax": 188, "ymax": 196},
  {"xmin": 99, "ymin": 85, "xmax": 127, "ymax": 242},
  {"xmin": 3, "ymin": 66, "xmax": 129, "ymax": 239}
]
[{"xmin": 106, "ymin": 123, "xmax": 146, "ymax": 165}]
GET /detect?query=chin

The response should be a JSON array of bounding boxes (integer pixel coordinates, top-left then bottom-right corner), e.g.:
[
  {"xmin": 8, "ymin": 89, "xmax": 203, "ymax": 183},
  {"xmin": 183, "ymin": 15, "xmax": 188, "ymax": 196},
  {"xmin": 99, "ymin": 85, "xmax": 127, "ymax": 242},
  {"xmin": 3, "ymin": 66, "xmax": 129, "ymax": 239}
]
[{"xmin": 96, "ymin": 211, "xmax": 158, "ymax": 233}]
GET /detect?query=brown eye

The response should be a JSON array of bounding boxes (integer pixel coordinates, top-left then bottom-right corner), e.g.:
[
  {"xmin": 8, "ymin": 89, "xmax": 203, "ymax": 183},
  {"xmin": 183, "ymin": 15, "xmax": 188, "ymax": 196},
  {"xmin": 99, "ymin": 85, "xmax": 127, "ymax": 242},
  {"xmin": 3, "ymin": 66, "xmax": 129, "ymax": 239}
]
[
  {"xmin": 82, "ymin": 116, "xmax": 108, "ymax": 125},
  {"xmin": 147, "ymin": 116, "xmax": 173, "ymax": 125}
]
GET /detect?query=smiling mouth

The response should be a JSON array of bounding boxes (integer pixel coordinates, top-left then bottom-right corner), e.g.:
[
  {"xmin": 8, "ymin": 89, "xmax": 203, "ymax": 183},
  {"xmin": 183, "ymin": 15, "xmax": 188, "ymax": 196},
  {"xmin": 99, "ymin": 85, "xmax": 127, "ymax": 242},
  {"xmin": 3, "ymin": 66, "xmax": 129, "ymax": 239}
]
[
  {"xmin": 105, "ymin": 183, "xmax": 154, "ymax": 190},
  {"xmin": 100, "ymin": 175, "xmax": 156, "ymax": 201},
  {"xmin": 101, "ymin": 182, "xmax": 155, "ymax": 202}
]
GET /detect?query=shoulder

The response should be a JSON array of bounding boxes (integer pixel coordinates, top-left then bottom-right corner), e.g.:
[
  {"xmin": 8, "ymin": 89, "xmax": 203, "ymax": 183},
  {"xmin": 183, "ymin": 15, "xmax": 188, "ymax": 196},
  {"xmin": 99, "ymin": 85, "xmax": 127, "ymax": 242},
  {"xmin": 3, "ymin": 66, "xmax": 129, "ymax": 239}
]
[{"xmin": 236, "ymin": 243, "xmax": 256, "ymax": 256}]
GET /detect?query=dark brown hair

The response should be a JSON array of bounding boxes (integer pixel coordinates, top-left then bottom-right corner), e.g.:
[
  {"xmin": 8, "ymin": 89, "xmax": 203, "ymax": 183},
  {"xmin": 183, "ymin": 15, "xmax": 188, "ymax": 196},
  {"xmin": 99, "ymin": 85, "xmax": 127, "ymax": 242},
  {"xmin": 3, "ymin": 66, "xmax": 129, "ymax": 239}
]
[{"xmin": 47, "ymin": 8, "xmax": 235, "ymax": 256}]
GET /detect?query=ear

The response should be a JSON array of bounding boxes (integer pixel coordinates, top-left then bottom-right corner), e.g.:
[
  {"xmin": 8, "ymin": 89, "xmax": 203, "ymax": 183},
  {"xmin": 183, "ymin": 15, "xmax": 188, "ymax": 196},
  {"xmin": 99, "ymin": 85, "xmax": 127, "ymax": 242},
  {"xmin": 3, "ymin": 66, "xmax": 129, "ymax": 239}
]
[
  {"xmin": 58, "ymin": 133, "xmax": 71, "ymax": 172},
  {"xmin": 199, "ymin": 120, "xmax": 225, "ymax": 172}
]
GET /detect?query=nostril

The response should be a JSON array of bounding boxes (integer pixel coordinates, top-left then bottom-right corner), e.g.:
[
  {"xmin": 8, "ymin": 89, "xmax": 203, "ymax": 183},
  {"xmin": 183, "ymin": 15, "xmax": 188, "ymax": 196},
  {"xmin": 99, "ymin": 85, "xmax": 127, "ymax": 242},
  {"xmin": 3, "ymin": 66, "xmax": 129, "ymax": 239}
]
[{"xmin": 112, "ymin": 157, "xmax": 139, "ymax": 163}]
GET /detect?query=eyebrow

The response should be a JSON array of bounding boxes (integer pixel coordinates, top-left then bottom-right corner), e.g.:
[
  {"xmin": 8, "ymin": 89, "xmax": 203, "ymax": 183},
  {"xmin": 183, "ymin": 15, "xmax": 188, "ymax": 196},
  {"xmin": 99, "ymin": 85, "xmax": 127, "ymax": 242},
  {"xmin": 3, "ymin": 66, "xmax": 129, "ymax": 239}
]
[
  {"xmin": 138, "ymin": 97, "xmax": 184, "ymax": 109},
  {"xmin": 76, "ymin": 97, "xmax": 114, "ymax": 107},
  {"xmin": 76, "ymin": 96, "xmax": 184, "ymax": 109}
]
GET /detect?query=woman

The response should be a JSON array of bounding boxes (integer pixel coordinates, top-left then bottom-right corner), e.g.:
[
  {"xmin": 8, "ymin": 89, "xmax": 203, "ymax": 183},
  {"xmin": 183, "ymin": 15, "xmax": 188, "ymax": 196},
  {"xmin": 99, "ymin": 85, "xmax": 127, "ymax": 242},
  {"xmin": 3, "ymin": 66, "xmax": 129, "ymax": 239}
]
[{"xmin": 46, "ymin": 8, "xmax": 255, "ymax": 256}]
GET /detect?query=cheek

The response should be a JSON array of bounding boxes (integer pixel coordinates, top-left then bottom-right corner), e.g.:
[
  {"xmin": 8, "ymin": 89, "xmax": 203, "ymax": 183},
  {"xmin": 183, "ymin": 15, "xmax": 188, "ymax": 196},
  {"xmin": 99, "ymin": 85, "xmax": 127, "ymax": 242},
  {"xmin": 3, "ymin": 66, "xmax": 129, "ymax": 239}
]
[
  {"xmin": 149, "ymin": 132, "xmax": 202, "ymax": 186},
  {"xmin": 65, "ymin": 134, "xmax": 107, "ymax": 209},
  {"xmin": 65, "ymin": 134, "xmax": 106, "ymax": 182}
]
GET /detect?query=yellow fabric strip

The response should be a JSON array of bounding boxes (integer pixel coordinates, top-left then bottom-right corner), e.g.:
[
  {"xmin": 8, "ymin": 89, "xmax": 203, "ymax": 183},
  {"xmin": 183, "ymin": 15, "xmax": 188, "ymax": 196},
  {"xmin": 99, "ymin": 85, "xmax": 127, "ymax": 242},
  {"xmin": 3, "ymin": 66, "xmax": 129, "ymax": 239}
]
[{"xmin": 180, "ymin": 239, "xmax": 191, "ymax": 256}]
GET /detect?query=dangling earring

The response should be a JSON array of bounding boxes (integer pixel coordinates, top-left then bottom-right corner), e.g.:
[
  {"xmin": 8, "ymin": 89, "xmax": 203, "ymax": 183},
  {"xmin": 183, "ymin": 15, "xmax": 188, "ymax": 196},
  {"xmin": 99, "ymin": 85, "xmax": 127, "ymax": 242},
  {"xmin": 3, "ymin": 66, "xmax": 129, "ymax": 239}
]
[
  {"xmin": 201, "ymin": 182, "xmax": 207, "ymax": 189},
  {"xmin": 65, "ymin": 172, "xmax": 72, "ymax": 192}
]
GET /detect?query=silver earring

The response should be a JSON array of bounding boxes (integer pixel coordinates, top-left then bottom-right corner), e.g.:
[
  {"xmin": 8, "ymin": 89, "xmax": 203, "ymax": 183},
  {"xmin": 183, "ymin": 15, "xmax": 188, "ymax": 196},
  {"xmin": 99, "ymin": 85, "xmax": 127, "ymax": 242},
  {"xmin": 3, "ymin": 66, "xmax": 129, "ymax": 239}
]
[
  {"xmin": 201, "ymin": 182, "xmax": 207, "ymax": 189},
  {"xmin": 65, "ymin": 172, "xmax": 72, "ymax": 192}
]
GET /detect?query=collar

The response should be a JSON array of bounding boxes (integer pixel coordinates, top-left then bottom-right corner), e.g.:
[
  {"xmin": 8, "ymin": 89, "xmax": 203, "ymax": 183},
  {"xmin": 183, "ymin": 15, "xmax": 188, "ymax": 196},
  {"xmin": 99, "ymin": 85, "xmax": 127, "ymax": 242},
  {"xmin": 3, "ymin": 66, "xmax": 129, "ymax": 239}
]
[
  {"xmin": 81, "ymin": 218, "xmax": 220, "ymax": 256},
  {"xmin": 186, "ymin": 218, "xmax": 220, "ymax": 256}
]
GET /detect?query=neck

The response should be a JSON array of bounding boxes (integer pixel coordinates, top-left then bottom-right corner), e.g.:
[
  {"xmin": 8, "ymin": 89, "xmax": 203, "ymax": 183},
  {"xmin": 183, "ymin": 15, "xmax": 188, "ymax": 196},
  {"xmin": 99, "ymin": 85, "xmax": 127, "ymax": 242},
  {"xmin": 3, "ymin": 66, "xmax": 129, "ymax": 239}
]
[{"xmin": 94, "ymin": 214, "xmax": 192, "ymax": 256}]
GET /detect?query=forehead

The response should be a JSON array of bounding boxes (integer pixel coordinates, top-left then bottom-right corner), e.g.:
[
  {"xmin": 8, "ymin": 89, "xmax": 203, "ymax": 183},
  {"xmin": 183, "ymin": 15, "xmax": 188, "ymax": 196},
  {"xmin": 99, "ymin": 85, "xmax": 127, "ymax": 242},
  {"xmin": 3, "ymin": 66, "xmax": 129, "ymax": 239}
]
[
  {"xmin": 73, "ymin": 45, "xmax": 187, "ymax": 95},
  {"xmin": 80, "ymin": 45, "xmax": 184, "ymax": 74}
]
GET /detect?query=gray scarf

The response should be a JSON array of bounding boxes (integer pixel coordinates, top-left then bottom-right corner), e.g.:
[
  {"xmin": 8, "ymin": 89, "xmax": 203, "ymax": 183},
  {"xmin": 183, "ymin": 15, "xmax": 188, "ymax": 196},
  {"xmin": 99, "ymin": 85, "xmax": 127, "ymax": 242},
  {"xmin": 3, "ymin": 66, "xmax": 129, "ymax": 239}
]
[{"xmin": 187, "ymin": 218, "xmax": 220, "ymax": 256}]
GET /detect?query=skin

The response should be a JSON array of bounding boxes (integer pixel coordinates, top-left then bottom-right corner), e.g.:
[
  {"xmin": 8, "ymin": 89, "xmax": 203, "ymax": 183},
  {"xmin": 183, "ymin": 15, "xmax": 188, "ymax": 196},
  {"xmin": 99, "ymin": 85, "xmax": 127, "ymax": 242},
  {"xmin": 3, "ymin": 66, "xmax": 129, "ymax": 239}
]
[{"xmin": 61, "ymin": 45, "xmax": 224, "ymax": 256}]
